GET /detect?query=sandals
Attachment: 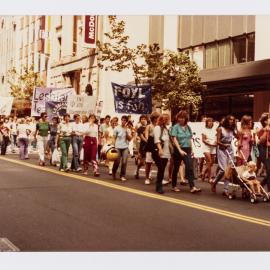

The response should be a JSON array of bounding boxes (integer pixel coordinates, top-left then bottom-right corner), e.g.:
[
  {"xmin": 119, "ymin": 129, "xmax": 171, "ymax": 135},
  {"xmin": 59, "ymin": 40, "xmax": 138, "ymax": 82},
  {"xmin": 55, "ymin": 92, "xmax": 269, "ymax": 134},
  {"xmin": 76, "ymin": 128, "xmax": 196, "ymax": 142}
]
[{"xmin": 190, "ymin": 187, "xmax": 202, "ymax": 193}]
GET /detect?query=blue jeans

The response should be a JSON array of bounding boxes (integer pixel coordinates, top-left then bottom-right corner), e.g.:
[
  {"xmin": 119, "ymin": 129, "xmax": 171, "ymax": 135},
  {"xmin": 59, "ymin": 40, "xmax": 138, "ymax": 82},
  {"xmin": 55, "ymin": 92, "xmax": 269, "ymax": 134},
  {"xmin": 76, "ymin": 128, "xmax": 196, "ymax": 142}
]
[
  {"xmin": 71, "ymin": 136, "xmax": 83, "ymax": 170},
  {"xmin": 18, "ymin": 138, "xmax": 29, "ymax": 159},
  {"xmin": 112, "ymin": 148, "xmax": 129, "ymax": 177}
]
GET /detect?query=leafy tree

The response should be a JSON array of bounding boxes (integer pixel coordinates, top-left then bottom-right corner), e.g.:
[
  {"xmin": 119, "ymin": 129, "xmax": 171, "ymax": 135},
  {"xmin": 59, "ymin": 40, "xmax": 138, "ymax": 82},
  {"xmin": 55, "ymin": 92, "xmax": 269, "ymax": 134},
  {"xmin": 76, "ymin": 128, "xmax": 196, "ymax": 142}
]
[
  {"xmin": 7, "ymin": 65, "xmax": 45, "ymax": 103},
  {"xmin": 97, "ymin": 16, "xmax": 205, "ymax": 115}
]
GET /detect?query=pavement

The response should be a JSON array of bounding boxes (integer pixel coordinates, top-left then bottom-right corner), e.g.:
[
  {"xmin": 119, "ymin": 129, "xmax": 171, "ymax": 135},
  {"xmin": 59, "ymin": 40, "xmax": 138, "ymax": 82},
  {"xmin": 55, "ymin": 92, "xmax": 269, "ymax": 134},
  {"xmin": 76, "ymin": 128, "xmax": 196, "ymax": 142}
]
[{"xmin": 0, "ymin": 152, "xmax": 270, "ymax": 251}]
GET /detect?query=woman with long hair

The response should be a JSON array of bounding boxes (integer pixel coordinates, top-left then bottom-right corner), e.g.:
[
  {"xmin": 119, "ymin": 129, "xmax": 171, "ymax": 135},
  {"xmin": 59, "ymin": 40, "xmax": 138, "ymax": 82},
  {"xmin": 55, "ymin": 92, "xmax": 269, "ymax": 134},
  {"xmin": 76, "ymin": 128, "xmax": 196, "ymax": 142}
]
[
  {"xmin": 237, "ymin": 115, "xmax": 254, "ymax": 165},
  {"xmin": 152, "ymin": 114, "xmax": 171, "ymax": 194},
  {"xmin": 82, "ymin": 114, "xmax": 100, "ymax": 176},
  {"xmin": 202, "ymin": 117, "xmax": 217, "ymax": 182},
  {"xmin": 211, "ymin": 115, "xmax": 237, "ymax": 196}
]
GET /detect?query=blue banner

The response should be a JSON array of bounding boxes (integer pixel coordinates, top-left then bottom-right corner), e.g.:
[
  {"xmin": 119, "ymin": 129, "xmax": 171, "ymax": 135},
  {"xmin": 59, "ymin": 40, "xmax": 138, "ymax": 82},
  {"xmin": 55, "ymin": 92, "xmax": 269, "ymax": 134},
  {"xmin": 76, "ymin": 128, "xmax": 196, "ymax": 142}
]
[
  {"xmin": 111, "ymin": 83, "xmax": 152, "ymax": 114},
  {"xmin": 45, "ymin": 101, "xmax": 67, "ymax": 121}
]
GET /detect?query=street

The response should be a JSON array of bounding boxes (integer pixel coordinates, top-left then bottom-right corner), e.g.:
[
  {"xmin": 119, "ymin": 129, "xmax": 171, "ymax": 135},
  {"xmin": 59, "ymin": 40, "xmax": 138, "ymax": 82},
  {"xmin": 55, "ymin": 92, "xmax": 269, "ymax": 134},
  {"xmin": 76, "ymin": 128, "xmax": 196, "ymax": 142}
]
[{"xmin": 0, "ymin": 154, "xmax": 270, "ymax": 251}]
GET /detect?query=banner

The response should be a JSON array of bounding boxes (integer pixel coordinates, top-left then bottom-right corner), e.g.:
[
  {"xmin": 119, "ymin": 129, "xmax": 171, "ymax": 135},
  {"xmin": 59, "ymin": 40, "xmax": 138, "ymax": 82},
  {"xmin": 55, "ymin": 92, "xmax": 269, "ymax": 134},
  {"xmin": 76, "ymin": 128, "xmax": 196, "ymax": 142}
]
[
  {"xmin": 67, "ymin": 95, "xmax": 96, "ymax": 116},
  {"xmin": 31, "ymin": 87, "xmax": 76, "ymax": 117},
  {"xmin": 95, "ymin": 100, "xmax": 103, "ymax": 117},
  {"xmin": 45, "ymin": 101, "xmax": 67, "ymax": 121},
  {"xmin": 187, "ymin": 122, "xmax": 262, "ymax": 158},
  {"xmin": 112, "ymin": 83, "xmax": 152, "ymax": 114},
  {"xmin": 0, "ymin": 97, "xmax": 14, "ymax": 116},
  {"xmin": 84, "ymin": 15, "xmax": 97, "ymax": 48}
]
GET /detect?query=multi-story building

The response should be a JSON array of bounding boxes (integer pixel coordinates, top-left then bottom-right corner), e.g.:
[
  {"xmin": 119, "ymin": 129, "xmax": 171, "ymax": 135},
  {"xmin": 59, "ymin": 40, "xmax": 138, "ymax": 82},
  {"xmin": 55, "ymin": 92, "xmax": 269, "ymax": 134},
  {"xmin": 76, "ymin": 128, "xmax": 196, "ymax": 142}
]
[{"xmin": 1, "ymin": 15, "xmax": 270, "ymax": 120}]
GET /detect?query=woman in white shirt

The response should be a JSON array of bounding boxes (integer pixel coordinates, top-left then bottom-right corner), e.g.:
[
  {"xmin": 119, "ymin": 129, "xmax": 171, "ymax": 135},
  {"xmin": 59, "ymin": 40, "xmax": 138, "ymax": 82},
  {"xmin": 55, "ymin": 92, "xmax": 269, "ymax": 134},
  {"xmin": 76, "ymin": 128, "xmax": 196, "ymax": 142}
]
[
  {"xmin": 152, "ymin": 114, "xmax": 171, "ymax": 194},
  {"xmin": 56, "ymin": 114, "xmax": 73, "ymax": 172},
  {"xmin": 82, "ymin": 114, "xmax": 100, "ymax": 176},
  {"xmin": 202, "ymin": 117, "xmax": 217, "ymax": 182},
  {"xmin": 17, "ymin": 118, "xmax": 31, "ymax": 160}
]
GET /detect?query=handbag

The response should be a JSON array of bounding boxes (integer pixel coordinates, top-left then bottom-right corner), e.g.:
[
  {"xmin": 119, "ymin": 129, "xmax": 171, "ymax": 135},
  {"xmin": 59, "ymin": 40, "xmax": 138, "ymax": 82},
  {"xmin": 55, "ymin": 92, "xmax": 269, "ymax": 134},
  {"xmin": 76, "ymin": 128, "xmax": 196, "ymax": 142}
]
[{"xmin": 51, "ymin": 148, "xmax": 60, "ymax": 164}]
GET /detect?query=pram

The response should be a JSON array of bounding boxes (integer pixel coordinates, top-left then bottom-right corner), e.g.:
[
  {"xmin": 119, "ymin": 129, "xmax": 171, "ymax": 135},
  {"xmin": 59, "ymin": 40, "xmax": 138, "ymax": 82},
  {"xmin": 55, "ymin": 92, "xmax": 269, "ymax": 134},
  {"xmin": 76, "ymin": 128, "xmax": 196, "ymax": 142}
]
[{"xmin": 224, "ymin": 150, "xmax": 270, "ymax": 204}]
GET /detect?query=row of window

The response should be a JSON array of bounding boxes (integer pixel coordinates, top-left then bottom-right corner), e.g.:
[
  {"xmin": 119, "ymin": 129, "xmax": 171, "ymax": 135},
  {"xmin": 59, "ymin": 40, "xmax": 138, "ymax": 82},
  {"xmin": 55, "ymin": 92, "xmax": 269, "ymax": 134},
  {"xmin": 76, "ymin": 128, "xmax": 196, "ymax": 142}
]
[{"xmin": 182, "ymin": 33, "xmax": 255, "ymax": 69}]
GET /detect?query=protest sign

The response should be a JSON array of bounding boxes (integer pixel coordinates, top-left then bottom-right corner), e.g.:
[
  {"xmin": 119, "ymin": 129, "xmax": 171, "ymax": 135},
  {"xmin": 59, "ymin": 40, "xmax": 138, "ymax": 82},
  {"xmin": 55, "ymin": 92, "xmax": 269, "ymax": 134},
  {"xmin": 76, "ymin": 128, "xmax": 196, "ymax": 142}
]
[
  {"xmin": 0, "ymin": 97, "xmax": 14, "ymax": 116},
  {"xmin": 67, "ymin": 95, "xmax": 96, "ymax": 116},
  {"xmin": 31, "ymin": 87, "xmax": 76, "ymax": 117},
  {"xmin": 45, "ymin": 101, "xmax": 67, "ymax": 121},
  {"xmin": 111, "ymin": 83, "xmax": 152, "ymax": 114}
]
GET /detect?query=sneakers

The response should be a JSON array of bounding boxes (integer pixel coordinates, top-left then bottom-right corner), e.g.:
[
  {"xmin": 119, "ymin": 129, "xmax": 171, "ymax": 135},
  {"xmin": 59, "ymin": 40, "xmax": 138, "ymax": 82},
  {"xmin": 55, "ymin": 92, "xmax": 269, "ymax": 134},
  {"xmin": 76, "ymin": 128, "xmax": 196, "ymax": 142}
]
[
  {"xmin": 190, "ymin": 187, "xmax": 202, "ymax": 193},
  {"xmin": 121, "ymin": 177, "xmax": 127, "ymax": 182},
  {"xmin": 171, "ymin": 187, "xmax": 180, "ymax": 192},
  {"xmin": 162, "ymin": 179, "xmax": 169, "ymax": 185},
  {"xmin": 145, "ymin": 179, "xmax": 151, "ymax": 185},
  {"xmin": 75, "ymin": 168, "xmax": 82, "ymax": 172}
]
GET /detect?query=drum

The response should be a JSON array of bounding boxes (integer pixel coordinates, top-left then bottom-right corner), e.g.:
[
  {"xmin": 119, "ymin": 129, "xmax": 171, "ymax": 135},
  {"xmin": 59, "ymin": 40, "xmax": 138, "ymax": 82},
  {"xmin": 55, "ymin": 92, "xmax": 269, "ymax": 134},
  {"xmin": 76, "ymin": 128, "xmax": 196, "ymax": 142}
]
[{"xmin": 101, "ymin": 144, "xmax": 119, "ymax": 161}]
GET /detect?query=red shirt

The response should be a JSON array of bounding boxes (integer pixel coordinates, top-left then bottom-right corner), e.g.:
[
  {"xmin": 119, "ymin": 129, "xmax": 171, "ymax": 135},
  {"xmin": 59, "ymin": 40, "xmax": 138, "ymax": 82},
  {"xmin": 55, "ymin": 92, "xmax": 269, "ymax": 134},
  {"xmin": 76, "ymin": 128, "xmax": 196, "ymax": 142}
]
[{"xmin": 257, "ymin": 128, "xmax": 270, "ymax": 146}]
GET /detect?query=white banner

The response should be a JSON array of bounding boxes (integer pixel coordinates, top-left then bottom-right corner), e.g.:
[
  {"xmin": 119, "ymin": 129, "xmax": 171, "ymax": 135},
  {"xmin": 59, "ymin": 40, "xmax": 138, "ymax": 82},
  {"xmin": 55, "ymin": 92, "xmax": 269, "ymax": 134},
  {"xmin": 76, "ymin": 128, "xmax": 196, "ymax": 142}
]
[
  {"xmin": 67, "ymin": 95, "xmax": 96, "ymax": 116},
  {"xmin": 188, "ymin": 122, "xmax": 261, "ymax": 158},
  {"xmin": 0, "ymin": 97, "xmax": 14, "ymax": 116},
  {"xmin": 31, "ymin": 87, "xmax": 76, "ymax": 117}
]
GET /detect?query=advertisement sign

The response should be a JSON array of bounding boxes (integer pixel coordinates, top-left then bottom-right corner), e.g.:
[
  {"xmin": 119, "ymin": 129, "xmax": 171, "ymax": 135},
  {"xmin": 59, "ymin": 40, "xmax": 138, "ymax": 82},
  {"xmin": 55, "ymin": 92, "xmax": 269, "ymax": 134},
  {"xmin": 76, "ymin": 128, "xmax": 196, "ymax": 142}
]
[
  {"xmin": 111, "ymin": 83, "xmax": 152, "ymax": 114},
  {"xmin": 67, "ymin": 95, "xmax": 96, "ymax": 116},
  {"xmin": 84, "ymin": 15, "xmax": 97, "ymax": 48},
  {"xmin": 0, "ymin": 97, "xmax": 14, "ymax": 116},
  {"xmin": 31, "ymin": 87, "xmax": 75, "ymax": 117}
]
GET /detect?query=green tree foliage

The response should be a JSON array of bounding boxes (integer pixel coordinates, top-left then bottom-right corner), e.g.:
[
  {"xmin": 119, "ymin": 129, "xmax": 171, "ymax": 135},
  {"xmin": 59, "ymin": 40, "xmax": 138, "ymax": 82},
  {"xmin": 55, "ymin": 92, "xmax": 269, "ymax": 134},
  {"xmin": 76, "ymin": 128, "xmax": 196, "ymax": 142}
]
[
  {"xmin": 96, "ymin": 16, "xmax": 206, "ymax": 114},
  {"xmin": 7, "ymin": 66, "xmax": 45, "ymax": 102}
]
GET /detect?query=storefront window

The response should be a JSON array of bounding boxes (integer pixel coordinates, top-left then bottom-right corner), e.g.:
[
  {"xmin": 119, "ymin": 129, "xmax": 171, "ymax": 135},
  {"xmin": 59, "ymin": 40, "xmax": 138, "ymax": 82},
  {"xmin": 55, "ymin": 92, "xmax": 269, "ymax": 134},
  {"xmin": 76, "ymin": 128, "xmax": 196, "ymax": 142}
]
[
  {"xmin": 205, "ymin": 43, "xmax": 218, "ymax": 69},
  {"xmin": 233, "ymin": 37, "xmax": 246, "ymax": 64}
]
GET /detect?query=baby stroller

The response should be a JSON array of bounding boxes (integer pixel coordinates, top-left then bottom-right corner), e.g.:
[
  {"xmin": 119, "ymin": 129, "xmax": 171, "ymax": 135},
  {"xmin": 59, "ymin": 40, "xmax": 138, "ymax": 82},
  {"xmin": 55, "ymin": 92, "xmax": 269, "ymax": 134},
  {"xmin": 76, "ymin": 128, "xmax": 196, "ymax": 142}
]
[{"xmin": 225, "ymin": 150, "xmax": 270, "ymax": 204}]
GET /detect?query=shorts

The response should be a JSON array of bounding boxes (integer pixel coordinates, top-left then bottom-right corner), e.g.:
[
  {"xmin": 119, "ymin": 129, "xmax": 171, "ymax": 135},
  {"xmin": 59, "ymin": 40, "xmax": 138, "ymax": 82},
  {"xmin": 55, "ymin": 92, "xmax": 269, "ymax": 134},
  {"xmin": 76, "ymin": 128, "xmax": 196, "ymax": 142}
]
[
  {"xmin": 145, "ymin": 152, "xmax": 154, "ymax": 163},
  {"xmin": 203, "ymin": 145, "xmax": 216, "ymax": 155}
]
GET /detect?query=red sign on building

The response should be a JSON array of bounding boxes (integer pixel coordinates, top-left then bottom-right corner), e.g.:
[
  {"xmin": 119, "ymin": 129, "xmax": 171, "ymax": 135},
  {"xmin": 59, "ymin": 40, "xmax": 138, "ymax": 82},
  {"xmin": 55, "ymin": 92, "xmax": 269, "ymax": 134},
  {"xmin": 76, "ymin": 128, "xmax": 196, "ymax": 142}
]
[{"xmin": 84, "ymin": 15, "xmax": 97, "ymax": 48}]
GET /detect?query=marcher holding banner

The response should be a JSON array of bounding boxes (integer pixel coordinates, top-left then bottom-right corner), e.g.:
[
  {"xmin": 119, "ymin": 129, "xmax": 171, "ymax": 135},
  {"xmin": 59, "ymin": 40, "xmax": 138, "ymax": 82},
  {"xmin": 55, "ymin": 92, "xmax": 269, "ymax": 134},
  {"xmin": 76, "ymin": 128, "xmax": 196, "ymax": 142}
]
[
  {"xmin": 35, "ymin": 112, "xmax": 50, "ymax": 166},
  {"xmin": 71, "ymin": 114, "xmax": 84, "ymax": 172},
  {"xmin": 57, "ymin": 114, "xmax": 73, "ymax": 172}
]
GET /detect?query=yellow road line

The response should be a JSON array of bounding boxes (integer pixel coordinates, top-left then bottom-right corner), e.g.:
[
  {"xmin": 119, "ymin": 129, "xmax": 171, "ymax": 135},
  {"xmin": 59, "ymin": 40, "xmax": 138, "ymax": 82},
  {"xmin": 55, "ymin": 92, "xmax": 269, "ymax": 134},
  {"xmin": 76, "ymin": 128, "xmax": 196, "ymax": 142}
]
[{"xmin": 1, "ymin": 156, "xmax": 270, "ymax": 228}]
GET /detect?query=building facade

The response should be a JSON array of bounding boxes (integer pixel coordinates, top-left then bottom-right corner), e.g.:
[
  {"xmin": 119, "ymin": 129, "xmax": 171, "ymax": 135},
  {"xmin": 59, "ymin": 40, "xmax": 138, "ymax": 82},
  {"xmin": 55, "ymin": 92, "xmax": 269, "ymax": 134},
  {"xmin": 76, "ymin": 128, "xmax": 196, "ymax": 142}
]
[{"xmin": 0, "ymin": 15, "xmax": 270, "ymax": 120}]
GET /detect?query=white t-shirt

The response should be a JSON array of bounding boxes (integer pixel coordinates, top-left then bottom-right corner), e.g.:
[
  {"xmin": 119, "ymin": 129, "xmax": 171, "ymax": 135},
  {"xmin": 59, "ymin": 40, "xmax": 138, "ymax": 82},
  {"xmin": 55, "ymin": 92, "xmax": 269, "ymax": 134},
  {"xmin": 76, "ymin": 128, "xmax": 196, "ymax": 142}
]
[
  {"xmin": 202, "ymin": 127, "xmax": 217, "ymax": 146},
  {"xmin": 83, "ymin": 123, "xmax": 99, "ymax": 138},
  {"xmin": 242, "ymin": 170, "xmax": 256, "ymax": 180},
  {"xmin": 72, "ymin": 122, "xmax": 84, "ymax": 136},
  {"xmin": 58, "ymin": 122, "xmax": 73, "ymax": 136},
  {"xmin": 154, "ymin": 126, "xmax": 171, "ymax": 159},
  {"xmin": 17, "ymin": 124, "xmax": 30, "ymax": 139}
]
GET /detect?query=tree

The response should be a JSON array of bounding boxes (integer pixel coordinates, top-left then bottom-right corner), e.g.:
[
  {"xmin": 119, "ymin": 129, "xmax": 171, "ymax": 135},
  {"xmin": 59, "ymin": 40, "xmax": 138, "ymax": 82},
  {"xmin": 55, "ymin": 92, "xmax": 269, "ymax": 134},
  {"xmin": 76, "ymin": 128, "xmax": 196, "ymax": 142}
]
[
  {"xmin": 97, "ymin": 16, "xmax": 206, "ymax": 115},
  {"xmin": 7, "ymin": 65, "xmax": 45, "ymax": 102}
]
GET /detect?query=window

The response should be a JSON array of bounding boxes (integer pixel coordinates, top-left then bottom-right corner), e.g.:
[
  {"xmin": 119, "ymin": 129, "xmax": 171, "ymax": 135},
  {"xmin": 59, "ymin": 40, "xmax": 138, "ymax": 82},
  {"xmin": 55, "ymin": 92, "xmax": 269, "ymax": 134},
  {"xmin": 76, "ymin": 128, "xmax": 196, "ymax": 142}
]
[
  {"xmin": 218, "ymin": 40, "xmax": 231, "ymax": 67},
  {"xmin": 192, "ymin": 46, "xmax": 204, "ymax": 69},
  {"xmin": 205, "ymin": 43, "xmax": 218, "ymax": 69},
  {"xmin": 247, "ymin": 33, "xmax": 255, "ymax": 62},
  {"xmin": 233, "ymin": 37, "xmax": 246, "ymax": 64}
]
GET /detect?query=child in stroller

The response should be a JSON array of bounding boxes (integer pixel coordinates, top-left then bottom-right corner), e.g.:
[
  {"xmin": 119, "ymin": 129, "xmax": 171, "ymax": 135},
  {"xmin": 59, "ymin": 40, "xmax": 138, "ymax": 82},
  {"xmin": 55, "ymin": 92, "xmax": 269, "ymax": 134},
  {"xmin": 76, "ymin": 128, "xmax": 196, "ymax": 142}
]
[{"xmin": 242, "ymin": 161, "xmax": 262, "ymax": 196}]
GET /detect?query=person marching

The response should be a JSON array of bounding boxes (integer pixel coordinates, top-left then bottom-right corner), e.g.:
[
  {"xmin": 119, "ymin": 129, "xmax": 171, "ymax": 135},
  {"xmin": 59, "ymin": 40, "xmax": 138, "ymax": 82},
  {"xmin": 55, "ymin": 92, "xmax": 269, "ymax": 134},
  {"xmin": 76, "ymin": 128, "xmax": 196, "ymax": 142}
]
[
  {"xmin": 170, "ymin": 110, "xmax": 201, "ymax": 193},
  {"xmin": 82, "ymin": 114, "xmax": 100, "ymax": 176},
  {"xmin": 211, "ymin": 115, "xmax": 237, "ymax": 196},
  {"xmin": 17, "ymin": 118, "xmax": 31, "ymax": 160},
  {"xmin": 57, "ymin": 114, "xmax": 73, "ymax": 172}
]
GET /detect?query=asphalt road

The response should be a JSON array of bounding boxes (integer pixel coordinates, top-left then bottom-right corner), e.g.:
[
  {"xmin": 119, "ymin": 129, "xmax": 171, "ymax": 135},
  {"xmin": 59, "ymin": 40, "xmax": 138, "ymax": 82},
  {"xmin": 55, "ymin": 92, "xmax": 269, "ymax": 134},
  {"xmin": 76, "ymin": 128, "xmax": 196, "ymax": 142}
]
[{"xmin": 0, "ymin": 154, "xmax": 270, "ymax": 251}]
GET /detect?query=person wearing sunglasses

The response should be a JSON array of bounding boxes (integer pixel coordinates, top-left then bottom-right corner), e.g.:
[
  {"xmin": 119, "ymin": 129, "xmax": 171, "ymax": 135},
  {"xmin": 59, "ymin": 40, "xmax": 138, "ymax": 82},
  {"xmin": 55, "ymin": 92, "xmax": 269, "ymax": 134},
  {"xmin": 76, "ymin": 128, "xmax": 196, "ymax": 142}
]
[{"xmin": 35, "ymin": 112, "xmax": 50, "ymax": 166}]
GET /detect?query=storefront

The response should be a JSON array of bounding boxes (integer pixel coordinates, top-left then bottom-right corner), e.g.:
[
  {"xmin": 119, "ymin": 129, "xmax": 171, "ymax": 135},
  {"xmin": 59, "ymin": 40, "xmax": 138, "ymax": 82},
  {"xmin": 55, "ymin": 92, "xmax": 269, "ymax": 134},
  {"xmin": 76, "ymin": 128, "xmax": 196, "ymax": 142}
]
[{"xmin": 200, "ymin": 58, "xmax": 270, "ymax": 121}]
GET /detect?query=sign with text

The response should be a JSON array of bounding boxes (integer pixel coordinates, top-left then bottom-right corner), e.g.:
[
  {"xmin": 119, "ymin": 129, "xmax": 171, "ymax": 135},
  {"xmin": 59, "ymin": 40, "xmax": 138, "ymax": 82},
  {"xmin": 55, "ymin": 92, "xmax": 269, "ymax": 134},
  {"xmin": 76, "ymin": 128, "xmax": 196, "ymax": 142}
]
[
  {"xmin": 0, "ymin": 97, "xmax": 14, "ymax": 116},
  {"xmin": 67, "ymin": 95, "xmax": 96, "ymax": 116},
  {"xmin": 112, "ymin": 83, "xmax": 152, "ymax": 114},
  {"xmin": 31, "ymin": 87, "xmax": 75, "ymax": 117},
  {"xmin": 45, "ymin": 101, "xmax": 67, "ymax": 121},
  {"xmin": 84, "ymin": 15, "xmax": 97, "ymax": 48}
]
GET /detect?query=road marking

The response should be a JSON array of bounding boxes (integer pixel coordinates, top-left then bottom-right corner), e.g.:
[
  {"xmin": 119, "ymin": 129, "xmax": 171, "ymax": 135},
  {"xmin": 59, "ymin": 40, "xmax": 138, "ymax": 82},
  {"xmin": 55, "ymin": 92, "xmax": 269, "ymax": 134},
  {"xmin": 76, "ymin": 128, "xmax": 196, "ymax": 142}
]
[{"xmin": 1, "ymin": 156, "xmax": 270, "ymax": 228}]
